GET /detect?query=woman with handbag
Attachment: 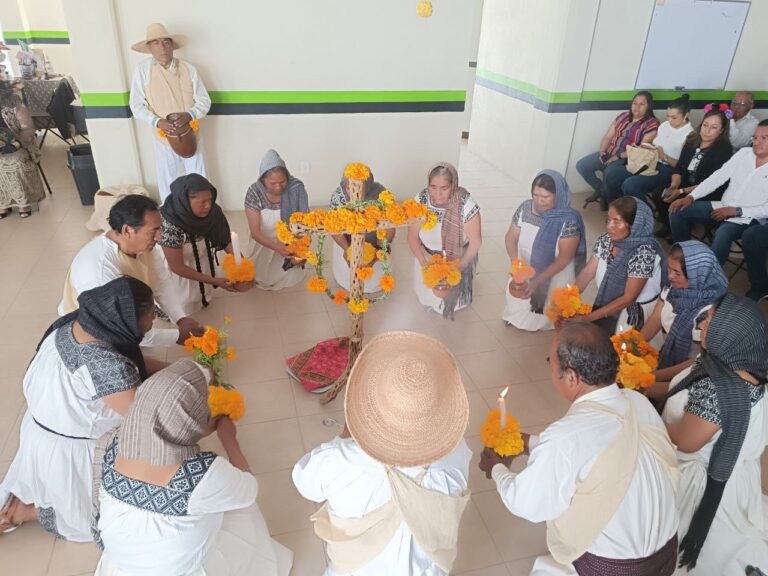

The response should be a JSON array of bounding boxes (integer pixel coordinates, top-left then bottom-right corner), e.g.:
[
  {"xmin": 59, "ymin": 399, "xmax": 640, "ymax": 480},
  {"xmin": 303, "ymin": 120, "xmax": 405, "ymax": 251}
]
[{"xmin": 605, "ymin": 94, "xmax": 694, "ymax": 205}]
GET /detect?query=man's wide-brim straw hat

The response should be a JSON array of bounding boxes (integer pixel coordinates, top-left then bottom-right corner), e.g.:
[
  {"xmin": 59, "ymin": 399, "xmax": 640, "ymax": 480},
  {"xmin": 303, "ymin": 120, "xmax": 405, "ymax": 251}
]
[
  {"xmin": 344, "ymin": 331, "xmax": 469, "ymax": 467},
  {"xmin": 131, "ymin": 23, "xmax": 187, "ymax": 54}
]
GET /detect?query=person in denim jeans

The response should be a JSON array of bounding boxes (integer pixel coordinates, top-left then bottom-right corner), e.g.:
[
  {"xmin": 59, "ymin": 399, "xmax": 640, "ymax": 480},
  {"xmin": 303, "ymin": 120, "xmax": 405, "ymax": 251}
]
[
  {"xmin": 577, "ymin": 91, "xmax": 659, "ymax": 210},
  {"xmin": 742, "ymin": 223, "xmax": 768, "ymax": 301}
]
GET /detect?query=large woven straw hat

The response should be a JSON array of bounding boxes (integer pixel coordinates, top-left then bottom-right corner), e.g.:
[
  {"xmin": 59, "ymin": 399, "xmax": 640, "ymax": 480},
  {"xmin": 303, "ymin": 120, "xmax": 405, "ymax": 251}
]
[
  {"xmin": 344, "ymin": 331, "xmax": 469, "ymax": 467},
  {"xmin": 131, "ymin": 23, "xmax": 187, "ymax": 53}
]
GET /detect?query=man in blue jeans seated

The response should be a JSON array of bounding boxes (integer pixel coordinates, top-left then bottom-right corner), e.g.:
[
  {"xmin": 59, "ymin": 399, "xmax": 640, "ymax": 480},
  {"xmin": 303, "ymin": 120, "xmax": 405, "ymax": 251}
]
[
  {"xmin": 669, "ymin": 119, "xmax": 768, "ymax": 265},
  {"xmin": 742, "ymin": 223, "xmax": 768, "ymax": 301}
]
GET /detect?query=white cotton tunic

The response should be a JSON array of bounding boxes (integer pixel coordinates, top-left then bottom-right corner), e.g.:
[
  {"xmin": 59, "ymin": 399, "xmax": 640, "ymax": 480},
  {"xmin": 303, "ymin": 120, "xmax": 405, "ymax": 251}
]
[
  {"xmin": 663, "ymin": 368, "xmax": 768, "ymax": 576},
  {"xmin": 292, "ymin": 437, "xmax": 472, "ymax": 576},
  {"xmin": 412, "ymin": 190, "xmax": 480, "ymax": 315},
  {"xmin": 246, "ymin": 208, "xmax": 305, "ymax": 291},
  {"xmin": 492, "ymin": 385, "xmax": 678, "ymax": 574},
  {"xmin": 0, "ymin": 324, "xmax": 140, "ymax": 541},
  {"xmin": 502, "ymin": 201, "xmax": 579, "ymax": 331},
  {"xmin": 593, "ymin": 233, "xmax": 662, "ymax": 333},
  {"xmin": 332, "ymin": 242, "xmax": 386, "ymax": 294},
  {"xmin": 58, "ymin": 234, "xmax": 179, "ymax": 346},
  {"xmin": 95, "ymin": 440, "xmax": 292, "ymax": 576}
]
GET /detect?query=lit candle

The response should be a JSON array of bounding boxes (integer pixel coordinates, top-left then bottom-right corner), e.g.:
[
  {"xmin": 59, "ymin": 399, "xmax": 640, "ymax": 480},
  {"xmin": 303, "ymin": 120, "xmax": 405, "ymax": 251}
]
[
  {"xmin": 621, "ymin": 342, "xmax": 628, "ymax": 361},
  {"xmin": 498, "ymin": 386, "xmax": 509, "ymax": 430},
  {"xmin": 513, "ymin": 258, "xmax": 524, "ymax": 269},
  {"xmin": 442, "ymin": 250, "xmax": 447, "ymax": 262},
  {"xmin": 231, "ymin": 232, "xmax": 242, "ymax": 265}
]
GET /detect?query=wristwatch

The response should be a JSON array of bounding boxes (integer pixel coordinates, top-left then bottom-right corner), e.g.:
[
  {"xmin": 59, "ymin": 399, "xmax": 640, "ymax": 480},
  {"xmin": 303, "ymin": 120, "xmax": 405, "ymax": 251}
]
[{"xmin": 736, "ymin": 207, "xmax": 743, "ymax": 217}]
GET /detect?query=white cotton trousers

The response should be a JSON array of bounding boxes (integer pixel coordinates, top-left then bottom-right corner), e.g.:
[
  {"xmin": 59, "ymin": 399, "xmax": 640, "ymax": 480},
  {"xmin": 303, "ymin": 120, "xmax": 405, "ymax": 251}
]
[{"xmin": 153, "ymin": 138, "xmax": 208, "ymax": 202}]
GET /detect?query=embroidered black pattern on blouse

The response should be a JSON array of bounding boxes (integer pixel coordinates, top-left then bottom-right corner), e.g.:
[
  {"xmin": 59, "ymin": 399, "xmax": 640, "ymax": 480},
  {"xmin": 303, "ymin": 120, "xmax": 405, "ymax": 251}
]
[
  {"xmin": 38, "ymin": 506, "xmax": 64, "ymax": 539},
  {"xmin": 685, "ymin": 376, "xmax": 765, "ymax": 426},
  {"xmin": 158, "ymin": 219, "xmax": 191, "ymax": 249},
  {"xmin": 101, "ymin": 439, "xmax": 216, "ymax": 516},
  {"xmin": 55, "ymin": 325, "xmax": 140, "ymax": 400},
  {"xmin": 593, "ymin": 234, "xmax": 655, "ymax": 278}
]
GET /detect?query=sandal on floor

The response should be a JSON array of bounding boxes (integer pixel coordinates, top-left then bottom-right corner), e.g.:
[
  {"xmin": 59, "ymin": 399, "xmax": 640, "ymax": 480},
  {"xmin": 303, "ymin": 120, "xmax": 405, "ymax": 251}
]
[
  {"xmin": 19, "ymin": 210, "xmax": 31, "ymax": 219},
  {"xmin": 0, "ymin": 495, "xmax": 21, "ymax": 534},
  {"xmin": 0, "ymin": 210, "xmax": 9, "ymax": 220}
]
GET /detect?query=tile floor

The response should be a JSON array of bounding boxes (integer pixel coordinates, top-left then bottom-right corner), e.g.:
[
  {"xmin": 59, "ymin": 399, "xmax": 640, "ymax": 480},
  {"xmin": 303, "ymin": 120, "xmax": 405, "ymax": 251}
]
[{"xmin": 0, "ymin": 138, "xmax": 763, "ymax": 576}]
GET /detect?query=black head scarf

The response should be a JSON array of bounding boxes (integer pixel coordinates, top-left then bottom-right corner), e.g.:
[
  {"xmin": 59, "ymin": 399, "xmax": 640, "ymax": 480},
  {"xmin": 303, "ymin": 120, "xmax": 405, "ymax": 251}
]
[
  {"xmin": 668, "ymin": 294, "xmax": 768, "ymax": 569},
  {"xmin": 161, "ymin": 173, "xmax": 231, "ymax": 250},
  {"xmin": 38, "ymin": 277, "xmax": 150, "ymax": 379}
]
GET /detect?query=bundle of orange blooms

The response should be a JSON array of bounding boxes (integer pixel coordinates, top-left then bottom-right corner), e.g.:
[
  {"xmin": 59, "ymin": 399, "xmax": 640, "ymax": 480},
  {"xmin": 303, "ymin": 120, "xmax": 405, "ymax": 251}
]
[
  {"xmin": 157, "ymin": 118, "xmax": 199, "ymax": 139},
  {"xmin": 480, "ymin": 409, "xmax": 525, "ymax": 457},
  {"xmin": 611, "ymin": 329, "xmax": 658, "ymax": 390},
  {"xmin": 184, "ymin": 317, "xmax": 245, "ymax": 421},
  {"xmin": 510, "ymin": 258, "xmax": 536, "ymax": 284},
  {"xmin": 222, "ymin": 253, "xmax": 255, "ymax": 283},
  {"xmin": 346, "ymin": 242, "xmax": 376, "ymax": 265},
  {"xmin": 544, "ymin": 284, "xmax": 592, "ymax": 323},
  {"xmin": 422, "ymin": 254, "xmax": 462, "ymax": 289}
]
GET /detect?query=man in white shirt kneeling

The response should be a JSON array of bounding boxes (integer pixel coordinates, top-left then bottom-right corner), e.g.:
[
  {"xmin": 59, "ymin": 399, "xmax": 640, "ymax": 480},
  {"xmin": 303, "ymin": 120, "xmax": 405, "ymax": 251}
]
[
  {"xmin": 59, "ymin": 195, "xmax": 201, "ymax": 347},
  {"xmin": 480, "ymin": 323, "xmax": 679, "ymax": 575}
]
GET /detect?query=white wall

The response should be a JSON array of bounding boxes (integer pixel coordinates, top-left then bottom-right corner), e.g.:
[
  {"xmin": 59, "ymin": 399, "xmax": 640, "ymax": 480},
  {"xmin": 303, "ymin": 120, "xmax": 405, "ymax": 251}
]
[{"xmin": 62, "ymin": 0, "xmax": 475, "ymax": 210}]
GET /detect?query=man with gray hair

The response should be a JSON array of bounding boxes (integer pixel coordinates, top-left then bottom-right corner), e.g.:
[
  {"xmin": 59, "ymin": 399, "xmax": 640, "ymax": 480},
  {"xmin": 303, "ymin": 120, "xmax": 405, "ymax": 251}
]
[
  {"xmin": 480, "ymin": 324, "xmax": 679, "ymax": 575},
  {"xmin": 730, "ymin": 91, "xmax": 759, "ymax": 149}
]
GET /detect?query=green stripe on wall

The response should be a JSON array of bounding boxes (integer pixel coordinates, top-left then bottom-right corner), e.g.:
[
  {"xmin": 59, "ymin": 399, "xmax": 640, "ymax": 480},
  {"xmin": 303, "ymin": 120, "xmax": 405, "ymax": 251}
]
[
  {"xmin": 80, "ymin": 93, "xmax": 131, "ymax": 107},
  {"xmin": 4, "ymin": 30, "xmax": 70, "ymax": 40},
  {"xmin": 208, "ymin": 90, "xmax": 465, "ymax": 104},
  {"xmin": 476, "ymin": 69, "xmax": 582, "ymax": 104}
]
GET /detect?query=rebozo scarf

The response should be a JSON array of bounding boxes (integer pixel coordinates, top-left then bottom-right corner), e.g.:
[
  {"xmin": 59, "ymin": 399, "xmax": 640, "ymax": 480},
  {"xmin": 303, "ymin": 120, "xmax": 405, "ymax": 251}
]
[
  {"xmin": 593, "ymin": 198, "xmax": 666, "ymax": 331},
  {"xmin": 161, "ymin": 173, "xmax": 231, "ymax": 306},
  {"xmin": 668, "ymin": 294, "xmax": 768, "ymax": 569},
  {"xmin": 248, "ymin": 149, "xmax": 309, "ymax": 223},
  {"xmin": 658, "ymin": 241, "xmax": 728, "ymax": 369},
  {"xmin": 38, "ymin": 276, "xmax": 149, "ymax": 379},
  {"xmin": 528, "ymin": 170, "xmax": 587, "ymax": 313}
]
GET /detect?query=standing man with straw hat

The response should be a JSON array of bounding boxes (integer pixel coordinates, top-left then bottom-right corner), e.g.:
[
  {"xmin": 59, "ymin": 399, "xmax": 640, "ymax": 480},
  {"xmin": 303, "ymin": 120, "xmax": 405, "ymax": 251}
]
[
  {"xmin": 129, "ymin": 23, "xmax": 211, "ymax": 202},
  {"xmin": 292, "ymin": 331, "xmax": 472, "ymax": 576}
]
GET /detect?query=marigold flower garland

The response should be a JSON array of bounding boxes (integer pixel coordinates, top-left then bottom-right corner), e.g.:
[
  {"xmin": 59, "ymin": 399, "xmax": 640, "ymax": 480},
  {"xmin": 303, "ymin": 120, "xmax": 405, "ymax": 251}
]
[
  {"xmin": 611, "ymin": 329, "xmax": 658, "ymax": 390},
  {"xmin": 184, "ymin": 316, "xmax": 245, "ymax": 421},
  {"xmin": 421, "ymin": 253, "xmax": 462, "ymax": 289},
  {"xmin": 221, "ymin": 253, "xmax": 256, "ymax": 283},
  {"xmin": 544, "ymin": 284, "xmax": 593, "ymax": 323}
]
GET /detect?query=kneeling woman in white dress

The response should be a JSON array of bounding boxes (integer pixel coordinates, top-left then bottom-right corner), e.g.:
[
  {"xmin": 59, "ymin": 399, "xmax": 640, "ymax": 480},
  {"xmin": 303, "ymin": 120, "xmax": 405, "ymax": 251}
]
[
  {"xmin": 330, "ymin": 167, "xmax": 395, "ymax": 293},
  {"xmin": 407, "ymin": 162, "xmax": 482, "ymax": 319},
  {"xmin": 158, "ymin": 174, "xmax": 247, "ymax": 319},
  {"xmin": 0, "ymin": 277, "xmax": 158, "ymax": 539},
  {"xmin": 245, "ymin": 149, "xmax": 309, "ymax": 290},
  {"xmin": 573, "ymin": 197, "xmax": 665, "ymax": 334},
  {"xmin": 502, "ymin": 170, "xmax": 586, "ymax": 331},
  {"xmin": 663, "ymin": 294, "xmax": 768, "ymax": 575},
  {"xmin": 93, "ymin": 358, "xmax": 293, "ymax": 576}
]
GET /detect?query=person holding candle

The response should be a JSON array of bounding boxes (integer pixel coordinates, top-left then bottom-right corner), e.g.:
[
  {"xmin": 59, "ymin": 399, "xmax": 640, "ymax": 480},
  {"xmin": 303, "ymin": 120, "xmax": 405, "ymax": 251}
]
[
  {"xmin": 245, "ymin": 149, "xmax": 309, "ymax": 290},
  {"xmin": 329, "ymin": 166, "xmax": 394, "ymax": 294},
  {"xmin": 503, "ymin": 170, "xmax": 586, "ymax": 331},
  {"xmin": 293, "ymin": 331, "xmax": 472, "ymax": 576},
  {"xmin": 479, "ymin": 323, "xmax": 679, "ymax": 575},
  {"xmin": 158, "ymin": 173, "xmax": 248, "ymax": 318},
  {"xmin": 408, "ymin": 162, "xmax": 482, "ymax": 319},
  {"xmin": 573, "ymin": 196, "xmax": 666, "ymax": 334}
]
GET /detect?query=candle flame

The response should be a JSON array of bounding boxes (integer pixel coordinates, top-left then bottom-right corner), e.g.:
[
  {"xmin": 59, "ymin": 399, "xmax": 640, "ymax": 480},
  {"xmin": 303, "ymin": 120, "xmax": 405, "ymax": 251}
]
[
  {"xmin": 621, "ymin": 343, "xmax": 627, "ymax": 352},
  {"xmin": 513, "ymin": 258, "xmax": 524, "ymax": 268},
  {"xmin": 566, "ymin": 283, "xmax": 572, "ymax": 289},
  {"xmin": 500, "ymin": 386, "xmax": 509, "ymax": 398}
]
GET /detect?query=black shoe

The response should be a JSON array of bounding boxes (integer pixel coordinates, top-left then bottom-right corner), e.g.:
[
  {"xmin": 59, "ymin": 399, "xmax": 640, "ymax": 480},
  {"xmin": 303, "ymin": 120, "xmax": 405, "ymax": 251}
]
[{"xmin": 582, "ymin": 190, "xmax": 602, "ymax": 209}]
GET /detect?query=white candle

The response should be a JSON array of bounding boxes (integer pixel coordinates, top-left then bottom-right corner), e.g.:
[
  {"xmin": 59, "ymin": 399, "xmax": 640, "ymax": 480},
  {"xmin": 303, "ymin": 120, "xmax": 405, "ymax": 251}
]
[
  {"xmin": 442, "ymin": 250, "xmax": 447, "ymax": 262},
  {"xmin": 231, "ymin": 232, "xmax": 242, "ymax": 265},
  {"xmin": 498, "ymin": 386, "xmax": 509, "ymax": 430}
]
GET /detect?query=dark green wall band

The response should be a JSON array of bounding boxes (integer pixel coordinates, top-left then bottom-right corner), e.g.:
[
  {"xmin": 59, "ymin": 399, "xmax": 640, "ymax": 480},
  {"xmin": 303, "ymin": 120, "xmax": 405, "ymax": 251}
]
[
  {"xmin": 4, "ymin": 30, "xmax": 70, "ymax": 45},
  {"xmin": 81, "ymin": 90, "xmax": 467, "ymax": 119},
  {"xmin": 476, "ymin": 68, "xmax": 768, "ymax": 112}
]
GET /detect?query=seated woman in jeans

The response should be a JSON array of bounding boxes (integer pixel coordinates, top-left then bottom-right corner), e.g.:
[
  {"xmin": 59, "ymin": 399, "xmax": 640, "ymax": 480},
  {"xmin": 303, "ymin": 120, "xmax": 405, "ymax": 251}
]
[
  {"xmin": 577, "ymin": 91, "xmax": 659, "ymax": 210},
  {"xmin": 604, "ymin": 94, "xmax": 693, "ymax": 205}
]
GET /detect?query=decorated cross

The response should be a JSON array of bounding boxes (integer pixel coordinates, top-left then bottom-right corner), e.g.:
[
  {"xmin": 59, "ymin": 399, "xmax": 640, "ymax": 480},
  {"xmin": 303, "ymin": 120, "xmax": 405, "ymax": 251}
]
[{"xmin": 276, "ymin": 163, "xmax": 437, "ymax": 403}]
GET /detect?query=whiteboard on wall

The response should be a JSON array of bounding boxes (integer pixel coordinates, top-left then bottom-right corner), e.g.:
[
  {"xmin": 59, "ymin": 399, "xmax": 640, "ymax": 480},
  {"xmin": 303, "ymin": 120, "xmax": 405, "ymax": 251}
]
[{"xmin": 635, "ymin": 0, "xmax": 750, "ymax": 90}]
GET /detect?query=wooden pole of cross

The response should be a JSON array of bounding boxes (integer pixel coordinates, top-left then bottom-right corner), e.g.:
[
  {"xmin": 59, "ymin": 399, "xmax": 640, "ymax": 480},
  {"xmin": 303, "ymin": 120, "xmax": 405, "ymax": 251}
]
[{"xmin": 286, "ymin": 170, "xmax": 433, "ymax": 405}]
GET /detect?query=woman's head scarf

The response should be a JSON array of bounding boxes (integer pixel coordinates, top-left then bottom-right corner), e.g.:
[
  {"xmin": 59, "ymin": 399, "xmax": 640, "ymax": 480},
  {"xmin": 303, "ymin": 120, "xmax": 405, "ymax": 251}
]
[
  {"xmin": 251, "ymin": 149, "xmax": 309, "ymax": 223},
  {"xmin": 668, "ymin": 294, "xmax": 768, "ymax": 569},
  {"xmin": 38, "ymin": 276, "xmax": 150, "ymax": 379},
  {"xmin": 659, "ymin": 241, "xmax": 728, "ymax": 368},
  {"xmin": 528, "ymin": 170, "xmax": 587, "ymax": 313},
  {"xmin": 161, "ymin": 173, "xmax": 231, "ymax": 250}
]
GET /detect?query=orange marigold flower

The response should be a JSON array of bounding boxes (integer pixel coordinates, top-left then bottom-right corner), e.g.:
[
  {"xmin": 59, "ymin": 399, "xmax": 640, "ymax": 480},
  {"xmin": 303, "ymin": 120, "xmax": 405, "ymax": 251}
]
[
  {"xmin": 226, "ymin": 347, "xmax": 236, "ymax": 361},
  {"xmin": 276, "ymin": 221, "xmax": 295, "ymax": 244},
  {"xmin": 356, "ymin": 266, "xmax": 374, "ymax": 281},
  {"xmin": 423, "ymin": 211, "xmax": 438, "ymax": 230},
  {"xmin": 183, "ymin": 337, "xmax": 196, "ymax": 352},
  {"xmin": 378, "ymin": 190, "xmax": 395, "ymax": 205},
  {"xmin": 348, "ymin": 298, "xmax": 369, "ymax": 315},
  {"xmin": 306, "ymin": 251, "xmax": 319, "ymax": 266},
  {"xmin": 307, "ymin": 276, "xmax": 328, "ymax": 293},
  {"xmin": 208, "ymin": 385, "xmax": 245, "ymax": 421},
  {"xmin": 222, "ymin": 253, "xmax": 256, "ymax": 283},
  {"xmin": 343, "ymin": 162, "xmax": 371, "ymax": 182},
  {"xmin": 332, "ymin": 289, "xmax": 348, "ymax": 305},
  {"xmin": 446, "ymin": 269, "xmax": 462, "ymax": 286},
  {"xmin": 376, "ymin": 229, "xmax": 387, "ymax": 241},
  {"xmin": 380, "ymin": 275, "xmax": 395, "ymax": 292}
]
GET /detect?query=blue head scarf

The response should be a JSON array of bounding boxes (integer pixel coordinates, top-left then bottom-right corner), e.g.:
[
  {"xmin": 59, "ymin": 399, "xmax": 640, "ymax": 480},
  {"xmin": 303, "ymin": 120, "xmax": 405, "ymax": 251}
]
[
  {"xmin": 529, "ymin": 170, "xmax": 586, "ymax": 312},
  {"xmin": 658, "ymin": 241, "xmax": 728, "ymax": 369},
  {"xmin": 593, "ymin": 197, "xmax": 667, "ymax": 330}
]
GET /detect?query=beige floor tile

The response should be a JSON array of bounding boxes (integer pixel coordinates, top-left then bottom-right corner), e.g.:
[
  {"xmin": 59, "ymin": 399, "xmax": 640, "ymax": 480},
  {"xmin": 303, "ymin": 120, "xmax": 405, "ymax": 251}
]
[
  {"xmin": 467, "ymin": 390, "xmax": 493, "ymax": 436},
  {"xmin": 473, "ymin": 271, "xmax": 509, "ymax": 296},
  {"xmin": 236, "ymin": 379, "xmax": 297, "ymax": 425},
  {"xmin": 298, "ymin": 411, "xmax": 345, "ymax": 452},
  {"xmin": 227, "ymin": 345, "xmax": 288, "ymax": 385},
  {"xmin": 291, "ymin": 379, "xmax": 345, "ymax": 417},
  {"xmin": 222, "ymin": 289, "xmax": 279, "ymax": 321},
  {"xmin": 272, "ymin": 529, "xmax": 327, "ymax": 575},
  {"xmin": 0, "ymin": 522, "xmax": 56, "ymax": 575},
  {"xmin": 506, "ymin": 345, "xmax": 553, "ymax": 382},
  {"xmin": 470, "ymin": 293, "xmax": 507, "ymax": 322},
  {"xmin": 424, "ymin": 321, "xmax": 501, "ymax": 356},
  {"xmin": 46, "ymin": 539, "xmax": 101, "ymax": 576},
  {"xmin": 473, "ymin": 491, "xmax": 548, "ymax": 562},
  {"xmin": 279, "ymin": 312, "xmax": 336, "ymax": 345},
  {"xmin": 236, "ymin": 418, "xmax": 305, "ymax": 474},
  {"xmin": 458, "ymin": 350, "xmax": 530, "ymax": 389},
  {"xmin": 273, "ymin": 290, "xmax": 328, "ymax": 318},
  {"xmin": 458, "ymin": 564, "xmax": 511, "ymax": 575},
  {"xmin": 224, "ymin": 317, "xmax": 284, "ymax": 350},
  {"xmin": 255, "ymin": 468, "xmax": 316, "ymax": 536},
  {"xmin": 1, "ymin": 412, "xmax": 23, "ymax": 461},
  {"xmin": 453, "ymin": 499, "xmax": 505, "ymax": 573},
  {"xmin": 506, "ymin": 556, "xmax": 539, "ymax": 576}
]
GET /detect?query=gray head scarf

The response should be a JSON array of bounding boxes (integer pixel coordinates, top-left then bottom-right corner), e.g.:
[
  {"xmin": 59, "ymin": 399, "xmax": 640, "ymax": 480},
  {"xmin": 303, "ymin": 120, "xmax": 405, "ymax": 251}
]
[{"xmin": 246, "ymin": 149, "xmax": 309, "ymax": 223}]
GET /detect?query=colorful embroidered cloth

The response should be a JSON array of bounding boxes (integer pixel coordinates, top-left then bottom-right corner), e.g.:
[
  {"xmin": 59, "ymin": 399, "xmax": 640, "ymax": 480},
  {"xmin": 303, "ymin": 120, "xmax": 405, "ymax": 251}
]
[{"xmin": 286, "ymin": 337, "xmax": 350, "ymax": 393}]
